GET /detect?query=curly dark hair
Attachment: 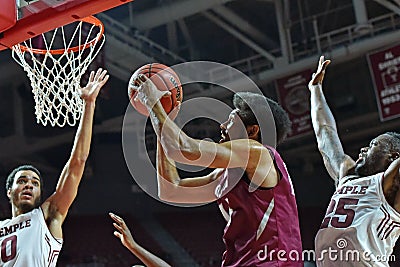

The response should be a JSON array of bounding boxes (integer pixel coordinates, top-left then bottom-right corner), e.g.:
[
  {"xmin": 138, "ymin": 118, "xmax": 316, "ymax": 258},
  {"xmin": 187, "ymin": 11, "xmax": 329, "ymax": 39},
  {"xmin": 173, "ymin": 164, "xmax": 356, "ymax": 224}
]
[
  {"xmin": 384, "ymin": 132, "xmax": 400, "ymax": 152},
  {"xmin": 6, "ymin": 165, "xmax": 43, "ymax": 201},
  {"xmin": 233, "ymin": 92, "xmax": 292, "ymax": 145}
]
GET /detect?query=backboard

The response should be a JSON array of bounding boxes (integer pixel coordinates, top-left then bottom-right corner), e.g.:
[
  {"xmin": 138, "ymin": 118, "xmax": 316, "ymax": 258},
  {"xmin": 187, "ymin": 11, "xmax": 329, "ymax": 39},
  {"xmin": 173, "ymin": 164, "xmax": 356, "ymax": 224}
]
[{"xmin": 0, "ymin": 0, "xmax": 132, "ymax": 51}]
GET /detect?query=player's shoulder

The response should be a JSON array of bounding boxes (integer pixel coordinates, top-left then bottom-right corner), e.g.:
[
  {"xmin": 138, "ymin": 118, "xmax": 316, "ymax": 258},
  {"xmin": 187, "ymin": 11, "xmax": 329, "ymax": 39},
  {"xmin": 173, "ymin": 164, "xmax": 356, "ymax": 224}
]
[
  {"xmin": 23, "ymin": 207, "xmax": 42, "ymax": 219},
  {"xmin": 228, "ymin": 138, "xmax": 264, "ymax": 147},
  {"xmin": 224, "ymin": 139, "xmax": 268, "ymax": 155},
  {"xmin": 338, "ymin": 172, "xmax": 382, "ymax": 187},
  {"xmin": 0, "ymin": 217, "xmax": 11, "ymax": 226},
  {"xmin": 338, "ymin": 155, "xmax": 357, "ymax": 179},
  {"xmin": 0, "ymin": 208, "xmax": 40, "ymax": 226}
]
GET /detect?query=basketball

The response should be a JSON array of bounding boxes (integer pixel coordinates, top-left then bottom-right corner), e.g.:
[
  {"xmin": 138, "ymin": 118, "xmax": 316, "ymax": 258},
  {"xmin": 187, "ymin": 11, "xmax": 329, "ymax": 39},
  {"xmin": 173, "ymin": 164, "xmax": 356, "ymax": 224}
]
[{"xmin": 128, "ymin": 63, "xmax": 183, "ymax": 116}]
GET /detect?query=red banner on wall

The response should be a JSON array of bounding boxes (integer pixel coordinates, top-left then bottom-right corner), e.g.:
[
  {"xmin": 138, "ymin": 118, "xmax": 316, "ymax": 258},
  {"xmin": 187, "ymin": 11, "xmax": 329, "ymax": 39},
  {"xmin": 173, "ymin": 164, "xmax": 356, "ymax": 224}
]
[
  {"xmin": 276, "ymin": 70, "xmax": 313, "ymax": 138},
  {"xmin": 367, "ymin": 44, "xmax": 400, "ymax": 121}
]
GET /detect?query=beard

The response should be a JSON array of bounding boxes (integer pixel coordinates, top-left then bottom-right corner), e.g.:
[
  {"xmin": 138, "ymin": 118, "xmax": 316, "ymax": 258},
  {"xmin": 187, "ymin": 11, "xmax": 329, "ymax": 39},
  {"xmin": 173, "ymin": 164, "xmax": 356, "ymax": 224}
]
[
  {"xmin": 11, "ymin": 192, "xmax": 41, "ymax": 214},
  {"xmin": 354, "ymin": 154, "xmax": 386, "ymax": 177},
  {"xmin": 19, "ymin": 201, "xmax": 41, "ymax": 214},
  {"xmin": 354, "ymin": 161, "xmax": 374, "ymax": 176}
]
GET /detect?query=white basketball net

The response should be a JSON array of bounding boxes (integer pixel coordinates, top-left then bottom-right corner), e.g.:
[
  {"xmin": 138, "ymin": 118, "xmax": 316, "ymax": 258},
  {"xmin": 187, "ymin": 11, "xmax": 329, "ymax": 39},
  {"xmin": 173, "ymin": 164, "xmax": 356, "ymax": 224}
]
[{"xmin": 11, "ymin": 19, "xmax": 105, "ymax": 127}]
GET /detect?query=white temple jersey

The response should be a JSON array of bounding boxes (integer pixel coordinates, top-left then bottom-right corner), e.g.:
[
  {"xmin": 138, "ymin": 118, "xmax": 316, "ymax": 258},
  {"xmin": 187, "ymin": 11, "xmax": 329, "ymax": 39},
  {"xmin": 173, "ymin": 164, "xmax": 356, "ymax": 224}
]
[
  {"xmin": 315, "ymin": 172, "xmax": 400, "ymax": 267},
  {"xmin": 0, "ymin": 208, "xmax": 62, "ymax": 267}
]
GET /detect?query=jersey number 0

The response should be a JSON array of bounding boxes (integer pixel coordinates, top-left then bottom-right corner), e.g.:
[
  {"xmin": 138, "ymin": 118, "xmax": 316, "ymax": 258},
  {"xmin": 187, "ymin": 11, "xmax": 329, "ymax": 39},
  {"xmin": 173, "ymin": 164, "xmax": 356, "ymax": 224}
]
[{"xmin": 1, "ymin": 235, "xmax": 17, "ymax": 263}]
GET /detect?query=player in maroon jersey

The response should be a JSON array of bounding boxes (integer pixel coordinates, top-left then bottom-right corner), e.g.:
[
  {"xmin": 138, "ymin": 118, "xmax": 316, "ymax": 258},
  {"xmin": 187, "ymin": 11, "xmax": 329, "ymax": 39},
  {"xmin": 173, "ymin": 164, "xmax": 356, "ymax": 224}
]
[{"xmin": 132, "ymin": 74, "xmax": 303, "ymax": 266}]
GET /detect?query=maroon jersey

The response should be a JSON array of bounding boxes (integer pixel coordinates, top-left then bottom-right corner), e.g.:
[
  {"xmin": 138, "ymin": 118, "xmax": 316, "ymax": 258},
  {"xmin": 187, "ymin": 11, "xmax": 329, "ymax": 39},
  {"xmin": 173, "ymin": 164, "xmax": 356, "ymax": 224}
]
[{"xmin": 215, "ymin": 146, "xmax": 302, "ymax": 267}]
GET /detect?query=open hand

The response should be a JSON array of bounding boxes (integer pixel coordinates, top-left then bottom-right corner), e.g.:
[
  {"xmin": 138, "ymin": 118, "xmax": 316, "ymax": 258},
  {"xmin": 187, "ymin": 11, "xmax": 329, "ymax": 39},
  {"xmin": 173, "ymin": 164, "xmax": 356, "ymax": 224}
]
[
  {"xmin": 309, "ymin": 56, "xmax": 331, "ymax": 88},
  {"xmin": 79, "ymin": 68, "xmax": 109, "ymax": 102},
  {"xmin": 109, "ymin": 212, "xmax": 135, "ymax": 249}
]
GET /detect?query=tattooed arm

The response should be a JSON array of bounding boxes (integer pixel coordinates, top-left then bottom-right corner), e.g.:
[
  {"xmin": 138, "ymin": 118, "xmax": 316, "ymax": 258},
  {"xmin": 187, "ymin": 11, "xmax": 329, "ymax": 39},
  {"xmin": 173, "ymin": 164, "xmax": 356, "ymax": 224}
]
[{"xmin": 309, "ymin": 56, "xmax": 356, "ymax": 182}]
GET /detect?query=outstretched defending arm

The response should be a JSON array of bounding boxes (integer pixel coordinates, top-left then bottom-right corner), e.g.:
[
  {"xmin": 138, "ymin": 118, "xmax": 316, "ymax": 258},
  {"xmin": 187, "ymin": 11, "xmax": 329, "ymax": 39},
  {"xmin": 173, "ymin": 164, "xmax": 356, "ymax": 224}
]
[
  {"xmin": 110, "ymin": 213, "xmax": 171, "ymax": 267},
  {"xmin": 309, "ymin": 56, "xmax": 355, "ymax": 181},
  {"xmin": 42, "ymin": 69, "xmax": 109, "ymax": 238}
]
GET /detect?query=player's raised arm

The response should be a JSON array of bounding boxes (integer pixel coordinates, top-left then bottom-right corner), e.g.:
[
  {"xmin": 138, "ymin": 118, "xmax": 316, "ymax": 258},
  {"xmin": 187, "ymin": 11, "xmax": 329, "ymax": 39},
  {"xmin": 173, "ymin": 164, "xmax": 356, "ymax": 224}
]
[
  {"xmin": 134, "ymin": 75, "xmax": 259, "ymax": 169},
  {"xmin": 42, "ymin": 68, "xmax": 109, "ymax": 238},
  {"xmin": 309, "ymin": 56, "xmax": 355, "ymax": 181},
  {"xmin": 109, "ymin": 213, "xmax": 171, "ymax": 267},
  {"xmin": 153, "ymin": 105, "xmax": 224, "ymax": 202},
  {"xmin": 134, "ymin": 75, "xmax": 279, "ymax": 188}
]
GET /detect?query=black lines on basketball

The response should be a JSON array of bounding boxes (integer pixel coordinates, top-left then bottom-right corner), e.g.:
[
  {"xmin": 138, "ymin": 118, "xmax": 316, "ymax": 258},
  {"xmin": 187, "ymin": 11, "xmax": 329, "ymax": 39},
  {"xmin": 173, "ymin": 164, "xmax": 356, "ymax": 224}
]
[
  {"xmin": 148, "ymin": 66, "xmax": 178, "ymax": 77},
  {"xmin": 129, "ymin": 63, "xmax": 183, "ymax": 117},
  {"xmin": 148, "ymin": 63, "xmax": 153, "ymax": 78}
]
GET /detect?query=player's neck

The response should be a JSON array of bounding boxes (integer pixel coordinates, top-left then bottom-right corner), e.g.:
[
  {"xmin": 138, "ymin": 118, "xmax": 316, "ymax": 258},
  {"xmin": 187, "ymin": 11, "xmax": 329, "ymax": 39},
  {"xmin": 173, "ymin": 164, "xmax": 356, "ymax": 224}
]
[
  {"xmin": 11, "ymin": 206, "xmax": 22, "ymax": 218},
  {"xmin": 11, "ymin": 205, "xmax": 33, "ymax": 218}
]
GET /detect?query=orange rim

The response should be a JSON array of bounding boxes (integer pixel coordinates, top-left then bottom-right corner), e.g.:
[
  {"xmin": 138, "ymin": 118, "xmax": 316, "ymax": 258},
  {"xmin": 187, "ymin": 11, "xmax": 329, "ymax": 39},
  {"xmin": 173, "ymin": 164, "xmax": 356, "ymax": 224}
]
[{"xmin": 17, "ymin": 16, "xmax": 104, "ymax": 55}]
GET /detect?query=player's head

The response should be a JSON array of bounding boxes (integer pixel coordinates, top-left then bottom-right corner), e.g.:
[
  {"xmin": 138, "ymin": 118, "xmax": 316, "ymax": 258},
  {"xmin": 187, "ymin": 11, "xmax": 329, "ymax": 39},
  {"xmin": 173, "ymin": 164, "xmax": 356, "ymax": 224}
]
[
  {"xmin": 220, "ymin": 92, "xmax": 291, "ymax": 144},
  {"xmin": 6, "ymin": 165, "xmax": 43, "ymax": 214},
  {"xmin": 355, "ymin": 132, "xmax": 400, "ymax": 176}
]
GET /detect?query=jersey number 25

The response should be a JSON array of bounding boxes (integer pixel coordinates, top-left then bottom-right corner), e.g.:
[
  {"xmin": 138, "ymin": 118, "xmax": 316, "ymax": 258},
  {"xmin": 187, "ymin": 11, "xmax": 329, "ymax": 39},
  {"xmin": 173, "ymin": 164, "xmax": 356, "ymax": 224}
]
[{"xmin": 321, "ymin": 198, "xmax": 359, "ymax": 229}]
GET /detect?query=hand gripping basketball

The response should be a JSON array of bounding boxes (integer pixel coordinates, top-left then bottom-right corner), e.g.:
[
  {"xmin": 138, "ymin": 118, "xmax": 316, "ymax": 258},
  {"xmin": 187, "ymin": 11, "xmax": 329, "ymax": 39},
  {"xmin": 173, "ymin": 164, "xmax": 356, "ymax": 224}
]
[
  {"xmin": 128, "ymin": 63, "xmax": 183, "ymax": 116},
  {"xmin": 133, "ymin": 74, "xmax": 170, "ymax": 108}
]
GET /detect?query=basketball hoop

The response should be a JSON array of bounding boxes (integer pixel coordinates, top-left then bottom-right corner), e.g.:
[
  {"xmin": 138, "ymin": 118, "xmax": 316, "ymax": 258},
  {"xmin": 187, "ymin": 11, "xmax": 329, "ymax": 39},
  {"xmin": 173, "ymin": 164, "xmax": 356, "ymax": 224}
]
[{"xmin": 11, "ymin": 16, "xmax": 105, "ymax": 127}]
